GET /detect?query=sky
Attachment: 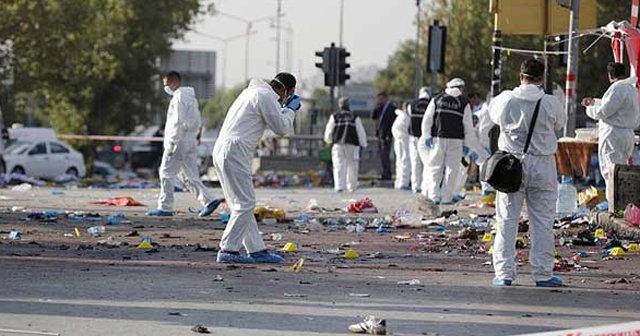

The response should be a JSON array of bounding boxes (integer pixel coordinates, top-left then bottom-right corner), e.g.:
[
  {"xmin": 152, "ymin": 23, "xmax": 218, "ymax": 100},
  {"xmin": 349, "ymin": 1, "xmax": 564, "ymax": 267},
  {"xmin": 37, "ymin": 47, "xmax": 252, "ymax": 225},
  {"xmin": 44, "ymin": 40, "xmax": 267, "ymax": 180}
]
[{"xmin": 172, "ymin": 0, "xmax": 419, "ymax": 89}]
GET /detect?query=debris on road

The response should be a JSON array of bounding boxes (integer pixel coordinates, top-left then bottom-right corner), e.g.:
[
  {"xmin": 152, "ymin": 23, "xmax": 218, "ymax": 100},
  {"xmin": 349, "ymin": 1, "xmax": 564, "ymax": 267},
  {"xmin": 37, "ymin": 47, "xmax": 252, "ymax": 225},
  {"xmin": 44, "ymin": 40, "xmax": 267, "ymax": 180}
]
[
  {"xmin": 191, "ymin": 324, "xmax": 211, "ymax": 334},
  {"xmin": 91, "ymin": 196, "xmax": 145, "ymax": 206},
  {"xmin": 348, "ymin": 315, "xmax": 387, "ymax": 335}
]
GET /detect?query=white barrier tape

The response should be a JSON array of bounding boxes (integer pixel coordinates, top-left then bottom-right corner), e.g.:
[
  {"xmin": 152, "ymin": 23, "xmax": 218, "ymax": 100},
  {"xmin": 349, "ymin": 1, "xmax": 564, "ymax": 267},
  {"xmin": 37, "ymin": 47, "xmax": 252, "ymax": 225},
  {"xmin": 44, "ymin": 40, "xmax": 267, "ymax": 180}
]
[
  {"xmin": 516, "ymin": 321, "xmax": 640, "ymax": 336},
  {"xmin": 57, "ymin": 134, "xmax": 215, "ymax": 143}
]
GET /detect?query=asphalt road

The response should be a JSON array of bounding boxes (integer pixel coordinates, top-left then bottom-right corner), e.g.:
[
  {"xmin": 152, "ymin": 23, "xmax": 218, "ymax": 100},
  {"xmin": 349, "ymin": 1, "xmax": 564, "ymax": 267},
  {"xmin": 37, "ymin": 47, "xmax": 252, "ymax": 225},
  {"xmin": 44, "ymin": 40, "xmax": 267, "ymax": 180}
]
[{"xmin": 0, "ymin": 187, "xmax": 638, "ymax": 336}]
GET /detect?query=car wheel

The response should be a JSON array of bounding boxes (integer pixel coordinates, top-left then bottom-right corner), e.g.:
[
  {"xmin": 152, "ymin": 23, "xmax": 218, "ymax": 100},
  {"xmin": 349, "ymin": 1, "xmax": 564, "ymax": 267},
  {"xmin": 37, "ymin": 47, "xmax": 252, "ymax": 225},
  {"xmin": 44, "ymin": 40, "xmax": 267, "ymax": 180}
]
[
  {"xmin": 66, "ymin": 167, "xmax": 79, "ymax": 177},
  {"xmin": 11, "ymin": 166, "xmax": 25, "ymax": 175}
]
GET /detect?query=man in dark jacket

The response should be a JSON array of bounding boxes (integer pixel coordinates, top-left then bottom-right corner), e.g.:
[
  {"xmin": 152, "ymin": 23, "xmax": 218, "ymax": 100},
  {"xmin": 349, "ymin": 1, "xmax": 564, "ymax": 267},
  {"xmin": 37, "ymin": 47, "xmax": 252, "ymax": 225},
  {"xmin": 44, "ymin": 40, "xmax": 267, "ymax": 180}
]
[{"xmin": 372, "ymin": 91, "xmax": 396, "ymax": 181}]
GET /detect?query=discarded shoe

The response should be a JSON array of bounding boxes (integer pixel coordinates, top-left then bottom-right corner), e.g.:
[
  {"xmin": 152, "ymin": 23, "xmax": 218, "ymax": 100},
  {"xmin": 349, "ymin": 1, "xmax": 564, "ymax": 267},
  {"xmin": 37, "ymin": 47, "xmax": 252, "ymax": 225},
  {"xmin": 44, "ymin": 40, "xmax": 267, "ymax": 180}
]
[
  {"xmin": 249, "ymin": 250, "xmax": 285, "ymax": 263},
  {"xmin": 216, "ymin": 251, "xmax": 254, "ymax": 264},
  {"xmin": 492, "ymin": 277, "xmax": 513, "ymax": 286},
  {"xmin": 535, "ymin": 276, "xmax": 563, "ymax": 287},
  {"xmin": 146, "ymin": 209, "xmax": 174, "ymax": 217},
  {"xmin": 199, "ymin": 198, "xmax": 223, "ymax": 217},
  {"xmin": 348, "ymin": 315, "xmax": 386, "ymax": 335}
]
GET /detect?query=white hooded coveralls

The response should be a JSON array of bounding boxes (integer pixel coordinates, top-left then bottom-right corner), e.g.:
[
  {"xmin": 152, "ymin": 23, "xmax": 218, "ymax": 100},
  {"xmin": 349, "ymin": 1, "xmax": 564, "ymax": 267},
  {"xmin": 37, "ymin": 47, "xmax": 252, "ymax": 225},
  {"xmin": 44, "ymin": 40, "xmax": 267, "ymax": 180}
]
[
  {"xmin": 391, "ymin": 107, "xmax": 411, "ymax": 189},
  {"xmin": 324, "ymin": 112, "xmax": 368, "ymax": 192},
  {"xmin": 158, "ymin": 86, "xmax": 215, "ymax": 211},
  {"xmin": 420, "ymin": 87, "xmax": 479, "ymax": 203},
  {"xmin": 488, "ymin": 84, "xmax": 566, "ymax": 282},
  {"xmin": 586, "ymin": 78, "xmax": 640, "ymax": 208},
  {"xmin": 213, "ymin": 79, "xmax": 296, "ymax": 253}
]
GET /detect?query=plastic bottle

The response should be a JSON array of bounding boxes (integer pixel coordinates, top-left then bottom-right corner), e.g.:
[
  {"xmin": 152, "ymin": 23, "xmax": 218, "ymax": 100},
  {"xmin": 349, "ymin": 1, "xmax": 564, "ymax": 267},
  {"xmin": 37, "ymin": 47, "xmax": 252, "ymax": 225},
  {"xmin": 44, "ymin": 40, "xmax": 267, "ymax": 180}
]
[
  {"xmin": 87, "ymin": 226, "xmax": 106, "ymax": 236},
  {"xmin": 556, "ymin": 175, "xmax": 577, "ymax": 217}
]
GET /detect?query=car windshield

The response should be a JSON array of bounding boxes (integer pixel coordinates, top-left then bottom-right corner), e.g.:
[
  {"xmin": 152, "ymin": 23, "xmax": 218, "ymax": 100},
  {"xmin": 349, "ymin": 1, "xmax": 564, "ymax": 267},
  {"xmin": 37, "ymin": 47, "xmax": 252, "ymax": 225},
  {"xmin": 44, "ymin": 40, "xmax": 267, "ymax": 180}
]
[{"xmin": 4, "ymin": 141, "xmax": 33, "ymax": 155}]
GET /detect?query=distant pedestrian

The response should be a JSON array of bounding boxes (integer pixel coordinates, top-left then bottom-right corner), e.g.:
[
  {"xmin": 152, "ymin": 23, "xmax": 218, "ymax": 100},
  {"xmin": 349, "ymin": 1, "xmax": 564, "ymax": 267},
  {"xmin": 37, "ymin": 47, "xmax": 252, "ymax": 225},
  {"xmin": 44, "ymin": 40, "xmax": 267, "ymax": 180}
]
[
  {"xmin": 371, "ymin": 91, "xmax": 396, "ymax": 181},
  {"xmin": 147, "ymin": 71, "xmax": 222, "ymax": 218},
  {"xmin": 324, "ymin": 97, "xmax": 368, "ymax": 192},
  {"xmin": 392, "ymin": 101, "xmax": 411, "ymax": 190}
]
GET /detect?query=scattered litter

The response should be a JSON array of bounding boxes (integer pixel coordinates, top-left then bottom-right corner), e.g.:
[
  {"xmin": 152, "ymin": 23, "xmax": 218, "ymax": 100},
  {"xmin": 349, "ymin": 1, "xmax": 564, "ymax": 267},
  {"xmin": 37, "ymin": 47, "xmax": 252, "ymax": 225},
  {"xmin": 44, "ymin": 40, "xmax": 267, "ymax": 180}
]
[
  {"xmin": 11, "ymin": 183, "xmax": 33, "ymax": 192},
  {"xmin": 282, "ymin": 242, "xmax": 299, "ymax": 252},
  {"xmin": 191, "ymin": 324, "xmax": 211, "ymax": 334},
  {"xmin": 8, "ymin": 231, "xmax": 21, "ymax": 240},
  {"xmin": 347, "ymin": 198, "xmax": 378, "ymax": 213},
  {"xmin": 137, "ymin": 238, "xmax": 155, "ymax": 250},
  {"xmin": 168, "ymin": 311, "xmax": 188, "ymax": 317},
  {"xmin": 213, "ymin": 275, "xmax": 224, "ymax": 282},
  {"xmin": 349, "ymin": 293, "xmax": 371, "ymax": 297},
  {"xmin": 288, "ymin": 257, "xmax": 305, "ymax": 272},
  {"xmin": 284, "ymin": 293, "xmax": 307, "ymax": 298},
  {"xmin": 348, "ymin": 315, "xmax": 386, "ymax": 335},
  {"xmin": 254, "ymin": 206, "xmax": 286, "ymax": 222},
  {"xmin": 343, "ymin": 249, "xmax": 360, "ymax": 259},
  {"xmin": 87, "ymin": 226, "xmax": 106, "ymax": 236},
  {"xmin": 91, "ymin": 196, "xmax": 145, "ymax": 206},
  {"xmin": 397, "ymin": 279, "xmax": 423, "ymax": 286}
]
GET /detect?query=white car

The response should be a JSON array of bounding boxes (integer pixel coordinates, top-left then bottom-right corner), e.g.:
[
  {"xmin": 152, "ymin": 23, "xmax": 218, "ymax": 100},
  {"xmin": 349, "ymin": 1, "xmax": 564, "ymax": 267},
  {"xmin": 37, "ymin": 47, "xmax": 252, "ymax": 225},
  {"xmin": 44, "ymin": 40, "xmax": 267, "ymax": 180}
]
[{"xmin": 3, "ymin": 140, "xmax": 86, "ymax": 179}]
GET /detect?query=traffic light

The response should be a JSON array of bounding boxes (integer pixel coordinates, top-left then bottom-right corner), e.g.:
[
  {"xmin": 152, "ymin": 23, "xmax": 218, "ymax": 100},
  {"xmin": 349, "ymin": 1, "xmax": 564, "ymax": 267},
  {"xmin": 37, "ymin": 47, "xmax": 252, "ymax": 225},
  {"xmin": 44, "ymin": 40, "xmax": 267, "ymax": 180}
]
[
  {"xmin": 315, "ymin": 46, "xmax": 337, "ymax": 87},
  {"xmin": 337, "ymin": 47, "xmax": 350, "ymax": 85}
]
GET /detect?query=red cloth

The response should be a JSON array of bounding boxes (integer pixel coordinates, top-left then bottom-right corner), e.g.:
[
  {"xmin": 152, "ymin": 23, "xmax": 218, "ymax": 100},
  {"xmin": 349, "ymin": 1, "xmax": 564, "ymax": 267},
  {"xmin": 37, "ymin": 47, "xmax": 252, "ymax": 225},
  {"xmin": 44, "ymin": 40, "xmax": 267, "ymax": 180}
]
[
  {"xmin": 91, "ymin": 196, "xmax": 145, "ymax": 206},
  {"xmin": 346, "ymin": 198, "xmax": 378, "ymax": 213}
]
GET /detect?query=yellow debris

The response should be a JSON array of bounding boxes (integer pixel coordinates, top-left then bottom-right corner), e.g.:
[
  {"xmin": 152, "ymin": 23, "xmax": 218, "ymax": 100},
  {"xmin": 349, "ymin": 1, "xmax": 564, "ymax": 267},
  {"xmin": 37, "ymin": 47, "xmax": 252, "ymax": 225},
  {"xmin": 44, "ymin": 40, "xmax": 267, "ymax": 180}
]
[
  {"xmin": 594, "ymin": 229, "xmax": 606, "ymax": 239},
  {"xmin": 282, "ymin": 242, "xmax": 299, "ymax": 252},
  {"xmin": 343, "ymin": 249, "xmax": 359, "ymax": 259},
  {"xmin": 137, "ymin": 240, "xmax": 154, "ymax": 250},
  {"xmin": 610, "ymin": 247, "xmax": 625, "ymax": 256},
  {"xmin": 482, "ymin": 233, "xmax": 493, "ymax": 243}
]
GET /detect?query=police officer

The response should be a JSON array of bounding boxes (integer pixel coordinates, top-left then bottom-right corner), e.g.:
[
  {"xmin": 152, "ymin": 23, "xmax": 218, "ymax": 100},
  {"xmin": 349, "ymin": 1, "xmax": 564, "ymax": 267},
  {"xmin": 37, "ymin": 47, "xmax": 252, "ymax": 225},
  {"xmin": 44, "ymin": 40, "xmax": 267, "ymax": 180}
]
[{"xmin": 324, "ymin": 97, "xmax": 368, "ymax": 192}]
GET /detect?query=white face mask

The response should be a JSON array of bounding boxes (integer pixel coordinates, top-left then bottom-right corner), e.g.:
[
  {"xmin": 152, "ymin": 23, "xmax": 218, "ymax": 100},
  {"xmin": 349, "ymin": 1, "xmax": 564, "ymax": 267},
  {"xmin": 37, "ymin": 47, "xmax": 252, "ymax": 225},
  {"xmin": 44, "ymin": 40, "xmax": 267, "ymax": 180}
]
[{"xmin": 164, "ymin": 85, "xmax": 174, "ymax": 96}]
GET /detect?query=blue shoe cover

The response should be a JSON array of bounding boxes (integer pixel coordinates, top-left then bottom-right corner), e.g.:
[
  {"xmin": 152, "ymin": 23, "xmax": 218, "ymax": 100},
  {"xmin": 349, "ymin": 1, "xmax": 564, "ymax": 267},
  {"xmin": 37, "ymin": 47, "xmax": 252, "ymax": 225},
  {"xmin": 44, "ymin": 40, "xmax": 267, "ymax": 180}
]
[
  {"xmin": 492, "ymin": 277, "xmax": 513, "ymax": 286},
  {"xmin": 146, "ymin": 209, "xmax": 174, "ymax": 216},
  {"xmin": 249, "ymin": 250, "xmax": 285, "ymax": 263},
  {"xmin": 199, "ymin": 198, "xmax": 223, "ymax": 217},
  {"xmin": 535, "ymin": 276, "xmax": 563, "ymax": 287},
  {"xmin": 216, "ymin": 251, "xmax": 254, "ymax": 263}
]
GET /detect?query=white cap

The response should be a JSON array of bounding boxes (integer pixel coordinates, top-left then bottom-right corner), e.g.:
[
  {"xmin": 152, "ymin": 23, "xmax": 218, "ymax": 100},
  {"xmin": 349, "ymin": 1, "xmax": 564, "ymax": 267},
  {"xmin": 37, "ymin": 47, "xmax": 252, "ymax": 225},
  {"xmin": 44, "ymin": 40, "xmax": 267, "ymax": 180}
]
[
  {"xmin": 446, "ymin": 78, "xmax": 465, "ymax": 88},
  {"xmin": 418, "ymin": 87, "xmax": 430, "ymax": 99}
]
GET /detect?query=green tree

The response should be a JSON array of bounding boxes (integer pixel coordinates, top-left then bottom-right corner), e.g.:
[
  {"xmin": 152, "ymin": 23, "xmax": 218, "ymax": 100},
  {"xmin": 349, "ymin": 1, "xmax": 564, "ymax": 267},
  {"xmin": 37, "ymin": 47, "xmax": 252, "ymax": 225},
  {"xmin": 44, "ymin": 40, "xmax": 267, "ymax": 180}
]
[
  {"xmin": 0, "ymin": 0, "xmax": 200, "ymax": 137},
  {"xmin": 375, "ymin": 40, "xmax": 417, "ymax": 99},
  {"xmin": 201, "ymin": 84, "xmax": 245, "ymax": 129}
]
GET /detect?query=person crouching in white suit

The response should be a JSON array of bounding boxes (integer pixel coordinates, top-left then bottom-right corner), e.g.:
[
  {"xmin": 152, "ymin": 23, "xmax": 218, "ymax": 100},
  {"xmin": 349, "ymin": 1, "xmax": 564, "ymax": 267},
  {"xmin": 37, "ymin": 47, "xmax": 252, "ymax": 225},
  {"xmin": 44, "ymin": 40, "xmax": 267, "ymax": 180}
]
[
  {"xmin": 147, "ymin": 71, "xmax": 222, "ymax": 218},
  {"xmin": 324, "ymin": 97, "xmax": 368, "ymax": 192},
  {"xmin": 213, "ymin": 72, "xmax": 302, "ymax": 264}
]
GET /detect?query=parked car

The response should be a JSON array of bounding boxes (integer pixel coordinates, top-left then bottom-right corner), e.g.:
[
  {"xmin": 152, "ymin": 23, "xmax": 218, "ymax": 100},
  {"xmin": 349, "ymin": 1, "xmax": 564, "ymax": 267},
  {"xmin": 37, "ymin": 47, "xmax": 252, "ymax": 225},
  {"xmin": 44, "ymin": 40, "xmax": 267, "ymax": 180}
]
[
  {"xmin": 3, "ymin": 140, "xmax": 86, "ymax": 179},
  {"xmin": 92, "ymin": 160, "xmax": 137, "ymax": 180}
]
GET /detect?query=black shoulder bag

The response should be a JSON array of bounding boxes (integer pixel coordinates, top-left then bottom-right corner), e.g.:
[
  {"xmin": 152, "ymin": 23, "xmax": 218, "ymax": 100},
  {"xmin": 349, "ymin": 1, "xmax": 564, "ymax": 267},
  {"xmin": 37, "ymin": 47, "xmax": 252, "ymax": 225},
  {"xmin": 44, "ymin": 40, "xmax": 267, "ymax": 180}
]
[{"xmin": 480, "ymin": 98, "xmax": 542, "ymax": 193}]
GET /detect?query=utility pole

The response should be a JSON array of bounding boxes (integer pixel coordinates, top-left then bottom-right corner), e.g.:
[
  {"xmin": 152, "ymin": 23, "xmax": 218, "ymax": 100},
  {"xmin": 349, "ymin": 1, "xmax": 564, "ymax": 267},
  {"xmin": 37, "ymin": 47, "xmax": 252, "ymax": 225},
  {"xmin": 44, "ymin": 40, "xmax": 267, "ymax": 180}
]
[
  {"xmin": 414, "ymin": 0, "xmax": 422, "ymax": 99},
  {"xmin": 276, "ymin": 0, "xmax": 282, "ymax": 73},
  {"xmin": 338, "ymin": 0, "xmax": 344, "ymax": 97},
  {"xmin": 564, "ymin": 0, "xmax": 580, "ymax": 137}
]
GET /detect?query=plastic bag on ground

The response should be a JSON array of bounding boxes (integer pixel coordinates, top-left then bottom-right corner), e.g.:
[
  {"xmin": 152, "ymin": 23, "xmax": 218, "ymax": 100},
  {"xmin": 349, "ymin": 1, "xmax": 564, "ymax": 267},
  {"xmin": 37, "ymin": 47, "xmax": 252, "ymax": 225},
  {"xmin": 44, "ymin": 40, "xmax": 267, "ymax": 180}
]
[{"xmin": 624, "ymin": 204, "xmax": 640, "ymax": 226}]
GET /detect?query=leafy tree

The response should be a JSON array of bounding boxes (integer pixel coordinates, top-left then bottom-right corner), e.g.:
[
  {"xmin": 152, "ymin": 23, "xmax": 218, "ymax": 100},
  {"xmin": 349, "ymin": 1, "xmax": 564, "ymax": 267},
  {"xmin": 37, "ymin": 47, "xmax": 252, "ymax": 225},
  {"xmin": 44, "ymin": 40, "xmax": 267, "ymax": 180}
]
[
  {"xmin": 0, "ymin": 0, "xmax": 201, "ymax": 138},
  {"xmin": 201, "ymin": 84, "xmax": 244, "ymax": 129}
]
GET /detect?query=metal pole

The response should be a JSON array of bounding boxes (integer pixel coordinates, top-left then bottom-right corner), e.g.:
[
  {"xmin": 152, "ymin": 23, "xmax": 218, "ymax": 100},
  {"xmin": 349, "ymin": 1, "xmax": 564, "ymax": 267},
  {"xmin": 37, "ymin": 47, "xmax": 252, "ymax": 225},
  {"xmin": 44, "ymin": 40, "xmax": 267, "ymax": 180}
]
[
  {"xmin": 338, "ymin": 0, "xmax": 344, "ymax": 97},
  {"xmin": 544, "ymin": 36, "xmax": 553, "ymax": 94},
  {"xmin": 245, "ymin": 23, "xmax": 250, "ymax": 83},
  {"xmin": 276, "ymin": 0, "xmax": 282, "ymax": 73},
  {"xmin": 490, "ymin": 29, "xmax": 502, "ymax": 98},
  {"xmin": 414, "ymin": 0, "xmax": 422, "ymax": 99},
  {"xmin": 564, "ymin": 0, "xmax": 580, "ymax": 137}
]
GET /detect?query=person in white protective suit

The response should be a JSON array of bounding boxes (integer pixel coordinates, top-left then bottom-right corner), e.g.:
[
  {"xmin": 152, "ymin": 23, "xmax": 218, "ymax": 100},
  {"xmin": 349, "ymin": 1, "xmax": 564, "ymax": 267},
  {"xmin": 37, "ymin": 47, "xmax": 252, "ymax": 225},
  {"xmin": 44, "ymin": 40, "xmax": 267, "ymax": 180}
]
[
  {"xmin": 419, "ymin": 78, "xmax": 484, "ymax": 204},
  {"xmin": 476, "ymin": 100, "xmax": 495, "ymax": 195},
  {"xmin": 323, "ymin": 97, "xmax": 368, "ymax": 192},
  {"xmin": 147, "ymin": 71, "xmax": 222, "ymax": 217},
  {"xmin": 582, "ymin": 62, "xmax": 640, "ymax": 209},
  {"xmin": 391, "ymin": 101, "xmax": 411, "ymax": 190},
  {"xmin": 408, "ymin": 87, "xmax": 431, "ymax": 193},
  {"xmin": 213, "ymin": 72, "xmax": 301, "ymax": 264},
  {"xmin": 488, "ymin": 59, "xmax": 566, "ymax": 287}
]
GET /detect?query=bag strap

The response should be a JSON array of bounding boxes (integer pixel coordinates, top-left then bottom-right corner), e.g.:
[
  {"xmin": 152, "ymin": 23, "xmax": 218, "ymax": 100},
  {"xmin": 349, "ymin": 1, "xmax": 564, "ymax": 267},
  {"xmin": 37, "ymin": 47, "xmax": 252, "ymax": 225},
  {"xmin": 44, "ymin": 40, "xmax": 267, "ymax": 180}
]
[{"xmin": 523, "ymin": 98, "xmax": 542, "ymax": 154}]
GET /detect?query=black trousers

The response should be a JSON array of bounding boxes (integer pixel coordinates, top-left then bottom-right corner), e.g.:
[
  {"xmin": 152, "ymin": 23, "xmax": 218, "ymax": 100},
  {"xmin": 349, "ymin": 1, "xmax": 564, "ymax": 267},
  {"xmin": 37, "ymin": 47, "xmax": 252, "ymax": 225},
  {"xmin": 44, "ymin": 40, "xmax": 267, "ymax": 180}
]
[{"xmin": 378, "ymin": 136, "xmax": 393, "ymax": 180}]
